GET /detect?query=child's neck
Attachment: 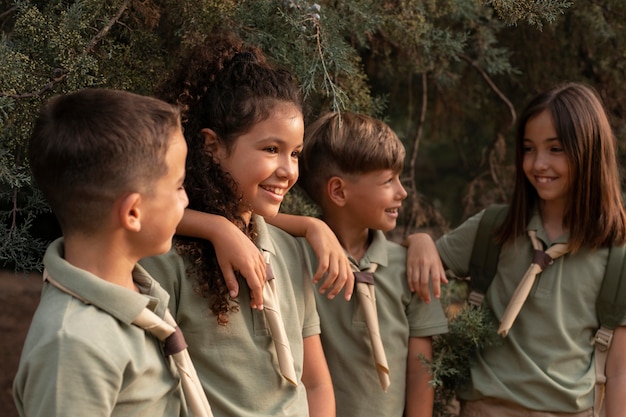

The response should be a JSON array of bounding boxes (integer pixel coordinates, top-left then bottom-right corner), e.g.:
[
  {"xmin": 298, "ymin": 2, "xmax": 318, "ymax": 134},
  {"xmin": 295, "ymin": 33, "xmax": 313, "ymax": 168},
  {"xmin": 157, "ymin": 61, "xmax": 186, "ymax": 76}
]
[
  {"xmin": 63, "ymin": 234, "xmax": 139, "ymax": 292},
  {"xmin": 324, "ymin": 216, "xmax": 371, "ymax": 262},
  {"xmin": 538, "ymin": 200, "xmax": 567, "ymax": 242}
]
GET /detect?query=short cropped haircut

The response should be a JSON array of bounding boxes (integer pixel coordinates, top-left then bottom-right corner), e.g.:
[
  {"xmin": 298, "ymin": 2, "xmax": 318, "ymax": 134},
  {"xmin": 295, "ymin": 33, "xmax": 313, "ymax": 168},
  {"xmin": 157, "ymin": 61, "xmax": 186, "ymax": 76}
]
[
  {"xmin": 299, "ymin": 112, "xmax": 406, "ymax": 205},
  {"xmin": 28, "ymin": 88, "xmax": 181, "ymax": 235}
]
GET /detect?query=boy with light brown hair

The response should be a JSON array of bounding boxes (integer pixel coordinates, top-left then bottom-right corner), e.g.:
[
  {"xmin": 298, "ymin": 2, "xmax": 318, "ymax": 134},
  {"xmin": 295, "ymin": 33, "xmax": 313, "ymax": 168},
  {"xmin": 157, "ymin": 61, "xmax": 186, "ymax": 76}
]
[{"xmin": 297, "ymin": 111, "xmax": 448, "ymax": 417}]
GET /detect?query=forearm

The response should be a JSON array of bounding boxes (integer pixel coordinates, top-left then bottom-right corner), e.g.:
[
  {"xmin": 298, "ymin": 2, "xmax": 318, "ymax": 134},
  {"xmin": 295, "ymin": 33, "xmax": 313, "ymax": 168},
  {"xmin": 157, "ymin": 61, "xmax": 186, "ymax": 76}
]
[
  {"xmin": 176, "ymin": 208, "xmax": 266, "ymax": 307},
  {"xmin": 177, "ymin": 208, "xmax": 230, "ymax": 240},
  {"xmin": 405, "ymin": 337, "xmax": 434, "ymax": 417},
  {"xmin": 305, "ymin": 380, "xmax": 335, "ymax": 417},
  {"xmin": 605, "ymin": 375, "xmax": 626, "ymax": 416},
  {"xmin": 301, "ymin": 335, "xmax": 336, "ymax": 417},
  {"xmin": 604, "ymin": 326, "xmax": 626, "ymax": 416},
  {"xmin": 266, "ymin": 212, "xmax": 312, "ymax": 236},
  {"xmin": 270, "ymin": 213, "xmax": 353, "ymax": 300}
]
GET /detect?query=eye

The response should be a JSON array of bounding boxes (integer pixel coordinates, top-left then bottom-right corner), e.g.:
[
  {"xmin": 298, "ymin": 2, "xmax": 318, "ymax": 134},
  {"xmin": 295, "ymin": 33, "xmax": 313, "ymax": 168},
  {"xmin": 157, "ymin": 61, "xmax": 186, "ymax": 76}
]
[
  {"xmin": 264, "ymin": 146, "xmax": 278, "ymax": 154},
  {"xmin": 551, "ymin": 145, "xmax": 564, "ymax": 153},
  {"xmin": 291, "ymin": 150, "xmax": 302, "ymax": 159},
  {"xmin": 522, "ymin": 145, "xmax": 533, "ymax": 153}
]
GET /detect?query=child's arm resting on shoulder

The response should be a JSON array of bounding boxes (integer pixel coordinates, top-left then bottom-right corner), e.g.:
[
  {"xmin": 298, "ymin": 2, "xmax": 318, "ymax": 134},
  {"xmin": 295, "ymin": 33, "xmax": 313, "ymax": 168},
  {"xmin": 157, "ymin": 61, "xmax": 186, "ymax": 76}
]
[
  {"xmin": 268, "ymin": 213, "xmax": 353, "ymax": 301},
  {"xmin": 405, "ymin": 336, "xmax": 434, "ymax": 417},
  {"xmin": 177, "ymin": 208, "xmax": 266, "ymax": 309},
  {"xmin": 604, "ymin": 325, "xmax": 626, "ymax": 416},
  {"xmin": 301, "ymin": 335, "xmax": 336, "ymax": 417},
  {"xmin": 404, "ymin": 233, "xmax": 448, "ymax": 303}
]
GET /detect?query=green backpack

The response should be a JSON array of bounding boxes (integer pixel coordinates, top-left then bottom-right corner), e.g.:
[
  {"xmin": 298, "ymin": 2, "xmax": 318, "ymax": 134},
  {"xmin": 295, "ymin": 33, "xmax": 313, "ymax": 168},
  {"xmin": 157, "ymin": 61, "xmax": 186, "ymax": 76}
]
[{"xmin": 467, "ymin": 204, "xmax": 626, "ymax": 416}]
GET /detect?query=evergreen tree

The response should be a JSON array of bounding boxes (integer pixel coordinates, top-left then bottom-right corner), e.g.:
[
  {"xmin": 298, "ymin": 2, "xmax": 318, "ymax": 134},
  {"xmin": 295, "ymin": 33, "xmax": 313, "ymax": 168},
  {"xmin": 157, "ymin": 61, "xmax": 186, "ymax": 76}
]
[
  {"xmin": 8, "ymin": 1, "xmax": 626, "ymax": 414},
  {"xmin": 0, "ymin": 0, "xmax": 576, "ymax": 270}
]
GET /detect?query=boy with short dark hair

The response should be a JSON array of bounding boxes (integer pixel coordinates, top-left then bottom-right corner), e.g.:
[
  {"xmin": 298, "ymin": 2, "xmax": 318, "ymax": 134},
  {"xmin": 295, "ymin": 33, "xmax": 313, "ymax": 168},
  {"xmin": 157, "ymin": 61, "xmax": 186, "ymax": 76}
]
[
  {"xmin": 13, "ymin": 88, "xmax": 191, "ymax": 417},
  {"xmin": 297, "ymin": 112, "xmax": 448, "ymax": 417}
]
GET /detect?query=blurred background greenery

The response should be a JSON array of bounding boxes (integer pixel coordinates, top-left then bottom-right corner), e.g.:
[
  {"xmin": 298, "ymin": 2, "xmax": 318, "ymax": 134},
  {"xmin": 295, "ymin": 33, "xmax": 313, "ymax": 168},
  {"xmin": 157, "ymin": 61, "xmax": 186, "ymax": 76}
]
[{"xmin": 2, "ymin": 0, "xmax": 625, "ymax": 269}]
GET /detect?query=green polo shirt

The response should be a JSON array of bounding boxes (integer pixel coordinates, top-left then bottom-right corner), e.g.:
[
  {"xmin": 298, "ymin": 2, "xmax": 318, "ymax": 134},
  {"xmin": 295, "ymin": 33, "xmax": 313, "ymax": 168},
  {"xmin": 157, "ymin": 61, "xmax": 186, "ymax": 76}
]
[
  {"xmin": 300, "ymin": 230, "xmax": 448, "ymax": 417},
  {"xmin": 140, "ymin": 215, "xmax": 320, "ymax": 417},
  {"xmin": 437, "ymin": 208, "xmax": 626, "ymax": 412},
  {"xmin": 13, "ymin": 238, "xmax": 185, "ymax": 417}
]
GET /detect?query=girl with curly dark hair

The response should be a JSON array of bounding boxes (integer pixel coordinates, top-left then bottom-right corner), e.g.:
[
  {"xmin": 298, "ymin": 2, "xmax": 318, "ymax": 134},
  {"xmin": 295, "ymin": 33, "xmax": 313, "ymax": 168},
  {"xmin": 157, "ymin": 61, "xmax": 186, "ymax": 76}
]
[{"xmin": 140, "ymin": 33, "xmax": 335, "ymax": 417}]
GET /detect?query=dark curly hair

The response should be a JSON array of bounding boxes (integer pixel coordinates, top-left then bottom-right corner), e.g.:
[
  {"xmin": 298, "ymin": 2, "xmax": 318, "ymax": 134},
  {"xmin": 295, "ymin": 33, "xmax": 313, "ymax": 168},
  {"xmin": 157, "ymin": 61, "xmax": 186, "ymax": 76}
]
[{"xmin": 155, "ymin": 32, "xmax": 303, "ymax": 324}]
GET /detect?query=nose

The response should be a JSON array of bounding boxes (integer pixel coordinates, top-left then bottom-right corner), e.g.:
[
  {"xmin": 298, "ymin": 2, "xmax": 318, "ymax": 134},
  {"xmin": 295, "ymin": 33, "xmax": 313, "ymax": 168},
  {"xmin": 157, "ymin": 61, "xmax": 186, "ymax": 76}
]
[
  {"xmin": 533, "ymin": 150, "xmax": 549, "ymax": 171},
  {"xmin": 182, "ymin": 189, "xmax": 189, "ymax": 208},
  {"xmin": 276, "ymin": 155, "xmax": 298, "ymax": 182},
  {"xmin": 394, "ymin": 177, "xmax": 408, "ymax": 200}
]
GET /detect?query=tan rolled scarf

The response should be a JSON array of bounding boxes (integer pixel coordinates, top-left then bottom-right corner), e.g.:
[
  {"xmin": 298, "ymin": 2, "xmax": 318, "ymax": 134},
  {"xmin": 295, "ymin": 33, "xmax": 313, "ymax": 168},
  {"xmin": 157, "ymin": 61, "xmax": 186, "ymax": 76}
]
[
  {"xmin": 350, "ymin": 261, "xmax": 390, "ymax": 391},
  {"xmin": 133, "ymin": 309, "xmax": 213, "ymax": 417},
  {"xmin": 262, "ymin": 251, "xmax": 298, "ymax": 386},
  {"xmin": 497, "ymin": 230, "xmax": 569, "ymax": 336},
  {"xmin": 42, "ymin": 270, "xmax": 214, "ymax": 417}
]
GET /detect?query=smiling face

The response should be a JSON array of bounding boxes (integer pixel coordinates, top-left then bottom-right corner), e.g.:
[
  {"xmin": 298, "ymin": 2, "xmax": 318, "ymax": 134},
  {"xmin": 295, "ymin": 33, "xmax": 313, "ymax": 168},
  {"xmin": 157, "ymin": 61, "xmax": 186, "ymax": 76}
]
[
  {"xmin": 342, "ymin": 169, "xmax": 408, "ymax": 232},
  {"xmin": 522, "ymin": 109, "xmax": 571, "ymax": 211},
  {"xmin": 216, "ymin": 102, "xmax": 304, "ymax": 222}
]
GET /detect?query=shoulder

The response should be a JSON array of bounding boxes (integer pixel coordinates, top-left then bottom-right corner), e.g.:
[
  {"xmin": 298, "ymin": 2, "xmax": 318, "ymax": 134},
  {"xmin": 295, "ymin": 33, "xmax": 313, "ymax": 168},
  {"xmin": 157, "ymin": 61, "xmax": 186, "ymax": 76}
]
[
  {"xmin": 25, "ymin": 292, "xmax": 134, "ymax": 368},
  {"xmin": 385, "ymin": 238, "xmax": 407, "ymax": 260},
  {"xmin": 267, "ymin": 222, "xmax": 296, "ymax": 240},
  {"xmin": 267, "ymin": 223, "xmax": 304, "ymax": 255},
  {"xmin": 434, "ymin": 209, "xmax": 486, "ymax": 275}
]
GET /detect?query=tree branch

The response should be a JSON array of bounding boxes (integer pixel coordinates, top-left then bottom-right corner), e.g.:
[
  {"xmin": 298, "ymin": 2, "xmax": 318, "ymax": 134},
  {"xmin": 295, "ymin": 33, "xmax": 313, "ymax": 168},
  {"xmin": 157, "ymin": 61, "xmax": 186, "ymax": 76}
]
[
  {"xmin": 404, "ymin": 72, "xmax": 428, "ymax": 236},
  {"xmin": 0, "ymin": 0, "xmax": 131, "ymax": 99},
  {"xmin": 86, "ymin": 0, "xmax": 130, "ymax": 54},
  {"xmin": 459, "ymin": 54, "xmax": 516, "ymax": 212},
  {"xmin": 0, "ymin": 6, "xmax": 16, "ymax": 21},
  {"xmin": 459, "ymin": 53, "xmax": 516, "ymax": 129}
]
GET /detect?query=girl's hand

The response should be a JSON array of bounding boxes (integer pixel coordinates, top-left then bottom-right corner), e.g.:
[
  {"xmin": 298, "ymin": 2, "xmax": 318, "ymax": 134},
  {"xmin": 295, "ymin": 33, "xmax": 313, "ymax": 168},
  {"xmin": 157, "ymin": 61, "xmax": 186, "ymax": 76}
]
[
  {"xmin": 177, "ymin": 209, "xmax": 266, "ymax": 309},
  {"xmin": 268, "ymin": 213, "xmax": 353, "ymax": 301},
  {"xmin": 303, "ymin": 217, "xmax": 353, "ymax": 301},
  {"xmin": 212, "ymin": 219, "xmax": 267, "ymax": 309},
  {"xmin": 404, "ymin": 233, "xmax": 448, "ymax": 303}
]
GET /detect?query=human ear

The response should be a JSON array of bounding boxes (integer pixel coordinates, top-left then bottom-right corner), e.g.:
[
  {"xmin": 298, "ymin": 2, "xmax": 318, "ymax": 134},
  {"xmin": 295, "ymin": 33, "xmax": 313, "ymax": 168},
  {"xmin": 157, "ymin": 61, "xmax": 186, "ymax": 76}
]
[
  {"xmin": 201, "ymin": 128, "xmax": 222, "ymax": 158},
  {"xmin": 327, "ymin": 176, "xmax": 348, "ymax": 207},
  {"xmin": 118, "ymin": 193, "xmax": 142, "ymax": 232}
]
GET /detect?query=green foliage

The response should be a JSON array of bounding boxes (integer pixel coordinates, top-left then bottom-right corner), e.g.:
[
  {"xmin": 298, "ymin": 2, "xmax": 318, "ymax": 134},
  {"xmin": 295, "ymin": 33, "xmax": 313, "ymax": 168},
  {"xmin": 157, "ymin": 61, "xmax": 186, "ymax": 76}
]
[
  {"xmin": 486, "ymin": 0, "xmax": 572, "ymax": 27},
  {"xmin": 280, "ymin": 186, "xmax": 321, "ymax": 219},
  {"xmin": 426, "ymin": 279, "xmax": 501, "ymax": 417},
  {"xmin": 3, "ymin": 0, "xmax": 618, "ymax": 263},
  {"xmin": 0, "ymin": 0, "xmax": 168, "ymax": 270},
  {"xmin": 5, "ymin": 0, "xmax": 626, "ymax": 413}
]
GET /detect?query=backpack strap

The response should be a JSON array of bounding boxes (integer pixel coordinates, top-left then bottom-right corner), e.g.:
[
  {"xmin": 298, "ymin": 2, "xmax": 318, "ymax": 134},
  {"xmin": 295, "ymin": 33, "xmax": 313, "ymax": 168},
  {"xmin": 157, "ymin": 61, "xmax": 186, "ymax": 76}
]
[
  {"xmin": 468, "ymin": 204, "xmax": 508, "ymax": 306},
  {"xmin": 593, "ymin": 243, "xmax": 626, "ymax": 416},
  {"xmin": 467, "ymin": 205, "xmax": 626, "ymax": 415}
]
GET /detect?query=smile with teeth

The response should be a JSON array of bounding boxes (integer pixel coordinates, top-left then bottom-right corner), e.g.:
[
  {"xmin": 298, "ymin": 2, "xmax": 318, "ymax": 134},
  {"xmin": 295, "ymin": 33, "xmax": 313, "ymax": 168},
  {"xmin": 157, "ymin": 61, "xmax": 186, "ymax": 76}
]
[
  {"xmin": 535, "ymin": 176, "xmax": 556, "ymax": 183},
  {"xmin": 385, "ymin": 207, "xmax": 400, "ymax": 213},
  {"xmin": 261, "ymin": 185, "xmax": 287, "ymax": 196}
]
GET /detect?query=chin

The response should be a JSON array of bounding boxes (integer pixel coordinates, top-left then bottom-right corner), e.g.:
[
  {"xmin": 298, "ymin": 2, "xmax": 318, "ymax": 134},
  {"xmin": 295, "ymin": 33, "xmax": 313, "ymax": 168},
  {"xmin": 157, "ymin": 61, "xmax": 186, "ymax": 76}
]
[{"xmin": 256, "ymin": 206, "xmax": 281, "ymax": 219}]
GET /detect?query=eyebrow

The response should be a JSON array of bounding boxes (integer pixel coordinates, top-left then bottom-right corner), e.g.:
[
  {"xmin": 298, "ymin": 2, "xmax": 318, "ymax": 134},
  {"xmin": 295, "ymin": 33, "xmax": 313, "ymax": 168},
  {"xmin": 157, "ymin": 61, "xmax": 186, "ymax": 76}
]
[
  {"xmin": 523, "ymin": 136, "xmax": 560, "ymax": 143},
  {"xmin": 259, "ymin": 136, "xmax": 303, "ymax": 147}
]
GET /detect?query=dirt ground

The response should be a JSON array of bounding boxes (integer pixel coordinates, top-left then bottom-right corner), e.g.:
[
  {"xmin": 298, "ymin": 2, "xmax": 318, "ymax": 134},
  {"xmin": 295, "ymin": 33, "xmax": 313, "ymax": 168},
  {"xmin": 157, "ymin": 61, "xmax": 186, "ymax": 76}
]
[{"xmin": 1, "ymin": 269, "xmax": 42, "ymax": 417}]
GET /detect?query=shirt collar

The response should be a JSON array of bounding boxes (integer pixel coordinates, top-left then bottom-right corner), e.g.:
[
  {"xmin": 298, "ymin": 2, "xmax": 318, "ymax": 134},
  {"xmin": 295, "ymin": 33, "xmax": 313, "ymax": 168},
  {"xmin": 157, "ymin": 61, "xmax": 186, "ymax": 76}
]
[
  {"xmin": 43, "ymin": 238, "xmax": 169, "ymax": 324},
  {"xmin": 526, "ymin": 206, "xmax": 570, "ymax": 246},
  {"xmin": 346, "ymin": 229, "xmax": 389, "ymax": 270}
]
